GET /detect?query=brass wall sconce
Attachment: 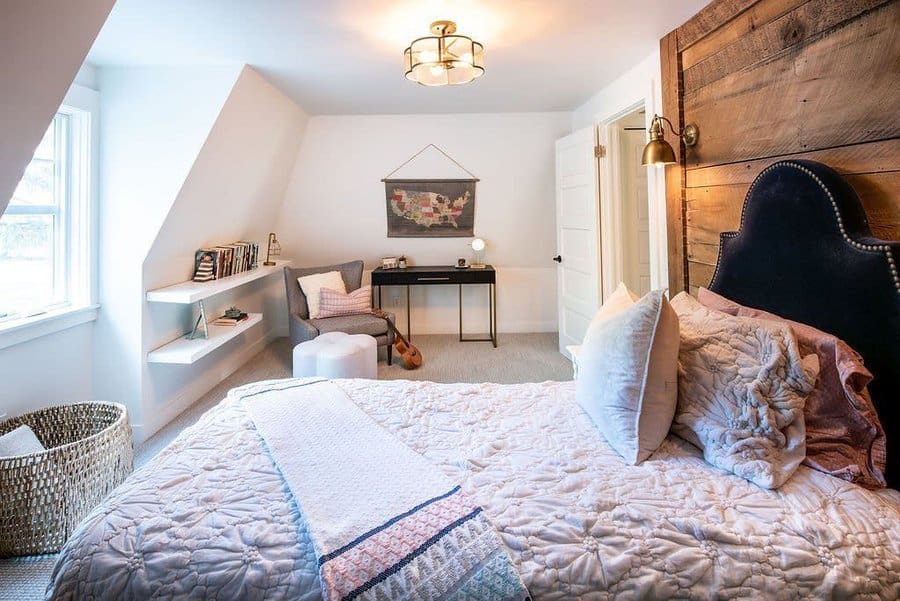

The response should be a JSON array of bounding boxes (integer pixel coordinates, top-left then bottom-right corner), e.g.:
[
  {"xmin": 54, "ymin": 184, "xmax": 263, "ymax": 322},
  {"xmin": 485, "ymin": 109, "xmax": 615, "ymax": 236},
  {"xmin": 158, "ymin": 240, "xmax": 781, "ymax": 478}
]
[
  {"xmin": 263, "ymin": 232, "xmax": 281, "ymax": 266},
  {"xmin": 641, "ymin": 114, "xmax": 699, "ymax": 166}
]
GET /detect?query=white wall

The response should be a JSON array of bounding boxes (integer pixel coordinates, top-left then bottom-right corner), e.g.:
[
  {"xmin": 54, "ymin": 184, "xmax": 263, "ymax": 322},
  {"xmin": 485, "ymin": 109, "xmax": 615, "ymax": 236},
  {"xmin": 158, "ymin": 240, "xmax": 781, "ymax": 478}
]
[
  {"xmin": 93, "ymin": 65, "xmax": 243, "ymax": 439},
  {"xmin": 0, "ymin": 323, "xmax": 93, "ymax": 419},
  {"xmin": 276, "ymin": 112, "xmax": 570, "ymax": 334},
  {"xmin": 570, "ymin": 50, "xmax": 669, "ymax": 297},
  {"xmin": 0, "ymin": 0, "xmax": 114, "ymax": 216},
  {"xmin": 140, "ymin": 67, "xmax": 308, "ymax": 438}
]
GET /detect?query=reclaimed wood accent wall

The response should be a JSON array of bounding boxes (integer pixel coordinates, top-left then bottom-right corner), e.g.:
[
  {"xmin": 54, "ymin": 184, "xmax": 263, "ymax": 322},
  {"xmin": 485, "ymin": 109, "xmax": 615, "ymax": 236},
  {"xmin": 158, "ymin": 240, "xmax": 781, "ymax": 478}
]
[{"xmin": 661, "ymin": 0, "xmax": 900, "ymax": 294}]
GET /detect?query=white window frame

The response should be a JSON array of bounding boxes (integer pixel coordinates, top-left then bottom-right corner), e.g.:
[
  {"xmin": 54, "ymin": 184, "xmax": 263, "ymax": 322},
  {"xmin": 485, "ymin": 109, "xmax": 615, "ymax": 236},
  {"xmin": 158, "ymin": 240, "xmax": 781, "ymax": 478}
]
[{"xmin": 0, "ymin": 84, "xmax": 99, "ymax": 350}]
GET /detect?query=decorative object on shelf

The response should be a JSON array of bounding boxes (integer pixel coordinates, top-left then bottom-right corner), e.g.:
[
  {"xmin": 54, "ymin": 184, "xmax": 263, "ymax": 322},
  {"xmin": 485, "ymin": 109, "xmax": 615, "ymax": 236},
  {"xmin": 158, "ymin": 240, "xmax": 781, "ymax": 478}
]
[
  {"xmin": 456, "ymin": 257, "xmax": 468, "ymax": 269},
  {"xmin": 398, "ymin": 255, "xmax": 407, "ymax": 269},
  {"xmin": 382, "ymin": 256, "xmax": 399, "ymax": 269},
  {"xmin": 213, "ymin": 307, "xmax": 249, "ymax": 327},
  {"xmin": 192, "ymin": 241, "xmax": 259, "ymax": 282},
  {"xmin": 470, "ymin": 237, "xmax": 486, "ymax": 269},
  {"xmin": 263, "ymin": 232, "xmax": 281, "ymax": 266},
  {"xmin": 404, "ymin": 20, "xmax": 484, "ymax": 87},
  {"xmin": 382, "ymin": 144, "xmax": 478, "ymax": 238},
  {"xmin": 641, "ymin": 114, "xmax": 699, "ymax": 167},
  {"xmin": 193, "ymin": 251, "xmax": 217, "ymax": 282},
  {"xmin": 188, "ymin": 302, "xmax": 209, "ymax": 340}
]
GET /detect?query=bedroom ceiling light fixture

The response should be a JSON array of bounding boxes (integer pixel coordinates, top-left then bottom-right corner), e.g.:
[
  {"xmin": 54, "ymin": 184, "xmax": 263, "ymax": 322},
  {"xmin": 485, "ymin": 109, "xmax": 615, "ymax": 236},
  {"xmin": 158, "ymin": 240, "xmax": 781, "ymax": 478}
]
[
  {"xmin": 404, "ymin": 20, "xmax": 485, "ymax": 86},
  {"xmin": 641, "ymin": 114, "xmax": 699, "ymax": 167}
]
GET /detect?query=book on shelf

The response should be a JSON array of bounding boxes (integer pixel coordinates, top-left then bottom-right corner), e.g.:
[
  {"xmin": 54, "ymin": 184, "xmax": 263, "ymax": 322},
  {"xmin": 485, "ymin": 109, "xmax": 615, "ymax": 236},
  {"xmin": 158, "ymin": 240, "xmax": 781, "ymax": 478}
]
[{"xmin": 192, "ymin": 240, "xmax": 261, "ymax": 282}]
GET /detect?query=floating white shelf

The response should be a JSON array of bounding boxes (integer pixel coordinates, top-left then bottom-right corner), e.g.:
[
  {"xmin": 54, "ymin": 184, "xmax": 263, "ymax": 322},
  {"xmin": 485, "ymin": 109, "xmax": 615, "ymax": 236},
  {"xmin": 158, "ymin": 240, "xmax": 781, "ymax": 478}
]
[
  {"xmin": 147, "ymin": 313, "xmax": 263, "ymax": 364},
  {"xmin": 146, "ymin": 260, "xmax": 292, "ymax": 304}
]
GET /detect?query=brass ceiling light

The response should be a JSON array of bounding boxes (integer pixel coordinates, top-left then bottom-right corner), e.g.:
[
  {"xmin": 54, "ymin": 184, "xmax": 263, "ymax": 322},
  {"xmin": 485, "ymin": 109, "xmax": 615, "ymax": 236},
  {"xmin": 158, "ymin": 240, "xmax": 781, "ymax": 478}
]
[
  {"xmin": 641, "ymin": 114, "xmax": 699, "ymax": 166},
  {"xmin": 404, "ymin": 20, "xmax": 485, "ymax": 86}
]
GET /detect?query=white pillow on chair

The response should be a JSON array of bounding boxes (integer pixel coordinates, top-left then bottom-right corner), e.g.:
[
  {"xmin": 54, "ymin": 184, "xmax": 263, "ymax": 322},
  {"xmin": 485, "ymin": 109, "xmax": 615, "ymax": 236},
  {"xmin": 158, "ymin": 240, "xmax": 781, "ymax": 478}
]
[
  {"xmin": 298, "ymin": 271, "xmax": 347, "ymax": 319},
  {"xmin": 576, "ymin": 286, "xmax": 680, "ymax": 464}
]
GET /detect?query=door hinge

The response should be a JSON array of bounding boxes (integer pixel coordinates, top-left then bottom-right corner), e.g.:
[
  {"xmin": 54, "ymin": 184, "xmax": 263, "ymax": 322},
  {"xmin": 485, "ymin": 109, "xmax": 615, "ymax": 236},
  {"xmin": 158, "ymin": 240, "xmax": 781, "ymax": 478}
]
[{"xmin": 594, "ymin": 144, "xmax": 606, "ymax": 158}]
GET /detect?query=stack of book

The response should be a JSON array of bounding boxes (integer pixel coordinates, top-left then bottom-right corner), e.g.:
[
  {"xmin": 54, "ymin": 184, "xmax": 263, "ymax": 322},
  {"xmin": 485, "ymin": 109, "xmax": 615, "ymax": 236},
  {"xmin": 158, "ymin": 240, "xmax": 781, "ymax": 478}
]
[
  {"xmin": 192, "ymin": 241, "xmax": 260, "ymax": 282},
  {"xmin": 212, "ymin": 311, "xmax": 249, "ymax": 327}
]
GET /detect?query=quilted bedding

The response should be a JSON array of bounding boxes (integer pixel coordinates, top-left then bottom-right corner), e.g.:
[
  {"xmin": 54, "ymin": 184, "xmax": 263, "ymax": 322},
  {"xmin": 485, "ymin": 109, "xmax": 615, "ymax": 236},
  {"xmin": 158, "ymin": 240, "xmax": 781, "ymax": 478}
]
[{"xmin": 48, "ymin": 379, "xmax": 900, "ymax": 600}]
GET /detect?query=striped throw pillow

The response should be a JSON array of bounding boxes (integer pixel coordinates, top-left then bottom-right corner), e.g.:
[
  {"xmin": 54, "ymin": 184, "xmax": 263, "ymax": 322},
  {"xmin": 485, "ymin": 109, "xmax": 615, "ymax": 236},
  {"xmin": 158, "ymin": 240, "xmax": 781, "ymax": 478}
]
[{"xmin": 317, "ymin": 286, "xmax": 372, "ymax": 318}]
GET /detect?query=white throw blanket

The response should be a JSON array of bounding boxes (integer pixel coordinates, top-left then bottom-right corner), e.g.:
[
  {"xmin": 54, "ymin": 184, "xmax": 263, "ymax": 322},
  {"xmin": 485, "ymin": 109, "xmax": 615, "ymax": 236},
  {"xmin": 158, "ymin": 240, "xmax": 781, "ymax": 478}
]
[{"xmin": 238, "ymin": 378, "xmax": 529, "ymax": 601}]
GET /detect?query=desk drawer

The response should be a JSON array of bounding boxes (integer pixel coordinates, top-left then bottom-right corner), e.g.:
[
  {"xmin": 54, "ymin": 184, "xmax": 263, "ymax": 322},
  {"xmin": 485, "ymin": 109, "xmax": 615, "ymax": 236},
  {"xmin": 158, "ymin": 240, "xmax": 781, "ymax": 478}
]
[{"xmin": 372, "ymin": 269, "xmax": 495, "ymax": 285}]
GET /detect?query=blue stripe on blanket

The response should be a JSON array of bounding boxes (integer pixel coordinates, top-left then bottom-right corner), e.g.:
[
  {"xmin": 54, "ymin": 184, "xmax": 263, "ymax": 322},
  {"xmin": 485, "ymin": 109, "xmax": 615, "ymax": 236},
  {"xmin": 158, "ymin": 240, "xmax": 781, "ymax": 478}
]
[
  {"xmin": 344, "ymin": 507, "xmax": 484, "ymax": 600},
  {"xmin": 318, "ymin": 484, "xmax": 462, "ymax": 567}
]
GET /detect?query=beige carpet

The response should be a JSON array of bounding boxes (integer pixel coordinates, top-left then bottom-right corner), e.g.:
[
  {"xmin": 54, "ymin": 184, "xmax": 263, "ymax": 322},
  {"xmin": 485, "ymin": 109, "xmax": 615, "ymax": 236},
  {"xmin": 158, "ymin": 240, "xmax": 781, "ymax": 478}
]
[{"xmin": 0, "ymin": 334, "xmax": 570, "ymax": 599}]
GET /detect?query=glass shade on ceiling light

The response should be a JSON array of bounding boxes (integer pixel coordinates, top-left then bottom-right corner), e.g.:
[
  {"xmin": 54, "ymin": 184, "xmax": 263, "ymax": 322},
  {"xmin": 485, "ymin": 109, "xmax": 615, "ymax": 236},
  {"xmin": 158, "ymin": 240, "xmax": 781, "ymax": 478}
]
[{"xmin": 404, "ymin": 21, "xmax": 485, "ymax": 86}]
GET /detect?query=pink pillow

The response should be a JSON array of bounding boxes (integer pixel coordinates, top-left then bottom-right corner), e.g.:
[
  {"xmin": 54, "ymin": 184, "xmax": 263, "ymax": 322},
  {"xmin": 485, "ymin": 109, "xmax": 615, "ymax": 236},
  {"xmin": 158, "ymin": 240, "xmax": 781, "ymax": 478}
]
[
  {"xmin": 697, "ymin": 288, "xmax": 887, "ymax": 488},
  {"xmin": 317, "ymin": 286, "xmax": 372, "ymax": 318}
]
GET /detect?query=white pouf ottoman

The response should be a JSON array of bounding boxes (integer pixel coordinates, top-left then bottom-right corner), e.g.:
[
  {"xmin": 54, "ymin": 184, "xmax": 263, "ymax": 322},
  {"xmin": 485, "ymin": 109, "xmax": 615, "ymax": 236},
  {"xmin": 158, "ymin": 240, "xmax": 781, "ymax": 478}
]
[{"xmin": 292, "ymin": 332, "xmax": 377, "ymax": 379}]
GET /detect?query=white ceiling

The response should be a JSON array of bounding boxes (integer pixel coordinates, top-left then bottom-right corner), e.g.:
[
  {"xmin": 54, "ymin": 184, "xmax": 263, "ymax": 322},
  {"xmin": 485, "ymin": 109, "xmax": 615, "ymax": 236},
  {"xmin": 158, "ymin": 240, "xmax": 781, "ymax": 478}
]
[{"xmin": 87, "ymin": 0, "xmax": 710, "ymax": 115}]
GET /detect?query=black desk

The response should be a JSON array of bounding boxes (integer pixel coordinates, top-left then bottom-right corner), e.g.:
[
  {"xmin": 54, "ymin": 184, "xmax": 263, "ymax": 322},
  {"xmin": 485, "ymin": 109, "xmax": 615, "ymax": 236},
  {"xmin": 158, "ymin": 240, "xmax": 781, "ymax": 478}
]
[{"xmin": 371, "ymin": 265, "xmax": 497, "ymax": 347}]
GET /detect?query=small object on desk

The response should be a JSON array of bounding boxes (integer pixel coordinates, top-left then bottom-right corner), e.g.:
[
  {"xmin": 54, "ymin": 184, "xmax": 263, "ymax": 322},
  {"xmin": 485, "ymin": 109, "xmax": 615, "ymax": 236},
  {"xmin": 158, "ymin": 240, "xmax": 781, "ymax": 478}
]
[
  {"xmin": 382, "ymin": 256, "xmax": 399, "ymax": 269},
  {"xmin": 470, "ymin": 237, "xmax": 487, "ymax": 269},
  {"xmin": 398, "ymin": 255, "xmax": 407, "ymax": 269},
  {"xmin": 456, "ymin": 257, "xmax": 468, "ymax": 269}
]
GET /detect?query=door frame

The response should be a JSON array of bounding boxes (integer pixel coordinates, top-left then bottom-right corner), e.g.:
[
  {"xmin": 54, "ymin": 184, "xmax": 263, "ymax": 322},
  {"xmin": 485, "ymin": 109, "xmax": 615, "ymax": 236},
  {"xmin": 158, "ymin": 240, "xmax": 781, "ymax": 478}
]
[{"xmin": 597, "ymin": 100, "xmax": 669, "ymax": 297}]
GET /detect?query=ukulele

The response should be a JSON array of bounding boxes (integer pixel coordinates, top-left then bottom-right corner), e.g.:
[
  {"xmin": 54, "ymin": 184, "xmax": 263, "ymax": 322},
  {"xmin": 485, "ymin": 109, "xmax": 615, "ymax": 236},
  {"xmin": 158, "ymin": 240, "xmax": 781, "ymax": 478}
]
[{"xmin": 372, "ymin": 309, "xmax": 423, "ymax": 369}]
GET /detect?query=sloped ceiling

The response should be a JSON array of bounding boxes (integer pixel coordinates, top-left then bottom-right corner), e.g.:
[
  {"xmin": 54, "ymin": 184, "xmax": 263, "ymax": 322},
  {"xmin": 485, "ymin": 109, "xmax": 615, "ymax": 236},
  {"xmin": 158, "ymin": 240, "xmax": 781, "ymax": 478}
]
[{"xmin": 0, "ymin": 0, "xmax": 115, "ymax": 215}]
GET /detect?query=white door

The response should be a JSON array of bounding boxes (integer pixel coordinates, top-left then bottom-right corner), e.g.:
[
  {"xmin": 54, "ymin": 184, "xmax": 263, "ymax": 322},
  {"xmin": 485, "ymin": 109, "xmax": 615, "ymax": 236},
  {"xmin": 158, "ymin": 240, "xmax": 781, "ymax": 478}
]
[
  {"xmin": 555, "ymin": 127, "xmax": 601, "ymax": 355},
  {"xmin": 621, "ymin": 128, "xmax": 652, "ymax": 296}
]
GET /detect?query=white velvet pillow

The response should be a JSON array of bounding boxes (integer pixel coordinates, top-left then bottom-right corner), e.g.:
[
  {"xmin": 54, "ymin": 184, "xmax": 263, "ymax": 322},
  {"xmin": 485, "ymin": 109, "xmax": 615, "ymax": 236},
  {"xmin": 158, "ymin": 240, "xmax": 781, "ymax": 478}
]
[
  {"xmin": 0, "ymin": 425, "xmax": 46, "ymax": 457},
  {"xmin": 298, "ymin": 271, "xmax": 346, "ymax": 319},
  {"xmin": 576, "ymin": 287, "xmax": 680, "ymax": 464},
  {"xmin": 670, "ymin": 292, "xmax": 819, "ymax": 489}
]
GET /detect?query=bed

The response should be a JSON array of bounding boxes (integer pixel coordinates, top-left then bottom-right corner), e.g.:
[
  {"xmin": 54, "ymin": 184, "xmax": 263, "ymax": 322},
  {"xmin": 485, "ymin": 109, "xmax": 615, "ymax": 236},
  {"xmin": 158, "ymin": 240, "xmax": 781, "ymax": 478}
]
[{"xmin": 47, "ymin": 161, "xmax": 900, "ymax": 600}]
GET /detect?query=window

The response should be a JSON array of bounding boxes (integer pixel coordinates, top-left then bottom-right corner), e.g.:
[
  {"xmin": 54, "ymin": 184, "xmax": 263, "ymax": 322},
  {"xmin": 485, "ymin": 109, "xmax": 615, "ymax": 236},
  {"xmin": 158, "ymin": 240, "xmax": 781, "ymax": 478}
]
[{"xmin": 0, "ymin": 86, "xmax": 97, "ymax": 336}]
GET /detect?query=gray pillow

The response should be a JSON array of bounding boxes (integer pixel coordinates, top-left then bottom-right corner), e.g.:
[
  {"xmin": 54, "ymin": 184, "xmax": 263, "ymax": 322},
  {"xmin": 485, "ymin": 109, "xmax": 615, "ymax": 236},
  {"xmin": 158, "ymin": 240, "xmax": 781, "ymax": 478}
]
[
  {"xmin": 576, "ymin": 289, "xmax": 680, "ymax": 464},
  {"xmin": 0, "ymin": 424, "xmax": 46, "ymax": 457},
  {"xmin": 670, "ymin": 293, "xmax": 819, "ymax": 489}
]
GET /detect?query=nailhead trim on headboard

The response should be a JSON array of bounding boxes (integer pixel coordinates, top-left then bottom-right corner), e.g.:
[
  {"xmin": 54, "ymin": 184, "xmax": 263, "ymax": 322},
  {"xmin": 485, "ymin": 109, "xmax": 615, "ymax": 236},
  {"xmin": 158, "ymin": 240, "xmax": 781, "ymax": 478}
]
[{"xmin": 709, "ymin": 161, "xmax": 900, "ymax": 294}]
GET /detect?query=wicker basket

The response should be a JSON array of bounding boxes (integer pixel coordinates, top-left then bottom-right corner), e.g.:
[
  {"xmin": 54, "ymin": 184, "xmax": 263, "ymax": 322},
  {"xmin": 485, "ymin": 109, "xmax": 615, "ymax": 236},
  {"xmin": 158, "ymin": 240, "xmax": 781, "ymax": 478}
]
[{"xmin": 0, "ymin": 402, "xmax": 133, "ymax": 557}]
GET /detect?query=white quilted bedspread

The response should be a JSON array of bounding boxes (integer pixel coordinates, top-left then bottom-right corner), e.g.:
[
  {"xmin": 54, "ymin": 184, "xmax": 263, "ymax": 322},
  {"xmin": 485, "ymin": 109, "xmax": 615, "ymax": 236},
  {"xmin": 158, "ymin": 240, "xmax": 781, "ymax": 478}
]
[{"xmin": 48, "ymin": 379, "xmax": 900, "ymax": 600}]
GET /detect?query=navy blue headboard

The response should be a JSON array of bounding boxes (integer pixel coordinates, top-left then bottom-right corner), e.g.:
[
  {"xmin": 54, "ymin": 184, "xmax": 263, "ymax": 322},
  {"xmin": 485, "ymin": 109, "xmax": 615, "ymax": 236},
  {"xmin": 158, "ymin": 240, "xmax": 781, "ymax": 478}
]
[{"xmin": 709, "ymin": 160, "xmax": 900, "ymax": 488}]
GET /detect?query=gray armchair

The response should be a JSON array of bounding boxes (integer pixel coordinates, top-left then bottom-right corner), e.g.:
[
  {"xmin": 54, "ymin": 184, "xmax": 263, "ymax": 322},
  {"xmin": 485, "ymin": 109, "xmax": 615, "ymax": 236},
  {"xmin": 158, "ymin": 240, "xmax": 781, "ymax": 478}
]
[{"xmin": 284, "ymin": 260, "xmax": 396, "ymax": 364}]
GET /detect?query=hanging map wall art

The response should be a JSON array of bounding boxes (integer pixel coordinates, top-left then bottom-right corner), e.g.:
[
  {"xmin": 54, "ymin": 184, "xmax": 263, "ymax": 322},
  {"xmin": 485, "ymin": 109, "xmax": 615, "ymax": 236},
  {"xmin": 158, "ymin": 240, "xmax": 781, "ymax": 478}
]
[{"xmin": 384, "ymin": 179, "xmax": 476, "ymax": 238}]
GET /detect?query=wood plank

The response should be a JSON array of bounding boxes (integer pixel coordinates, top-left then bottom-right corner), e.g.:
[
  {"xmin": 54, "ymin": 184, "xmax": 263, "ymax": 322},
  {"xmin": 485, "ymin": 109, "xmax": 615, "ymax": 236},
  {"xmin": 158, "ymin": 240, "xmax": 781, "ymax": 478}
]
[
  {"xmin": 684, "ymin": 0, "xmax": 888, "ymax": 92},
  {"xmin": 661, "ymin": 30, "xmax": 687, "ymax": 294},
  {"xmin": 683, "ymin": 172, "xmax": 900, "ymax": 242},
  {"xmin": 683, "ymin": 1, "xmax": 900, "ymax": 169},
  {"xmin": 682, "ymin": 0, "xmax": 809, "ymax": 70},
  {"xmin": 845, "ymin": 172, "xmax": 900, "ymax": 240},
  {"xmin": 688, "ymin": 261, "xmax": 717, "ymax": 289},
  {"xmin": 686, "ymin": 139, "xmax": 900, "ymax": 187},
  {"xmin": 686, "ymin": 238, "xmax": 720, "ymax": 266},
  {"xmin": 676, "ymin": 0, "xmax": 760, "ymax": 51},
  {"xmin": 684, "ymin": 184, "xmax": 746, "ymax": 253}
]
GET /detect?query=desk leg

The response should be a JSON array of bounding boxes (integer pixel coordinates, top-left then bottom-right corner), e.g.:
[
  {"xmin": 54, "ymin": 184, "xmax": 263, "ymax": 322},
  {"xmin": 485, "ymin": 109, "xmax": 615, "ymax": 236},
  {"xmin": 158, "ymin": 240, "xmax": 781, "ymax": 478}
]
[
  {"xmin": 458, "ymin": 284, "xmax": 463, "ymax": 342},
  {"xmin": 406, "ymin": 284, "xmax": 411, "ymax": 341},
  {"xmin": 492, "ymin": 282, "xmax": 498, "ymax": 348},
  {"xmin": 376, "ymin": 285, "xmax": 382, "ymax": 310}
]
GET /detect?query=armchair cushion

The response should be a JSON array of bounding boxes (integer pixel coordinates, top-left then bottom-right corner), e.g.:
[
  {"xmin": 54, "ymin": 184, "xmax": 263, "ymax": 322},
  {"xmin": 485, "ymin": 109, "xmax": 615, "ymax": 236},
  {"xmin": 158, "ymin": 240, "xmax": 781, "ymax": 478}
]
[{"xmin": 311, "ymin": 313, "xmax": 392, "ymax": 338}]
